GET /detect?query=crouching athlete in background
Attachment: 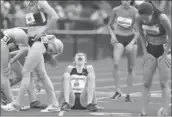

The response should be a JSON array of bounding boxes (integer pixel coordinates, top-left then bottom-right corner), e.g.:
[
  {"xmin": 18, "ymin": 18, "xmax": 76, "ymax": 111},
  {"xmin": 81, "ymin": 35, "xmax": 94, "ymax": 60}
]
[{"xmin": 58, "ymin": 53, "xmax": 104, "ymax": 112}]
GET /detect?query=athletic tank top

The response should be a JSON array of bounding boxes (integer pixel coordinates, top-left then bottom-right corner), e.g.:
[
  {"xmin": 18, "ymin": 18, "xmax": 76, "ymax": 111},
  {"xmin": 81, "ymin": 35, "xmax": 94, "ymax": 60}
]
[
  {"xmin": 25, "ymin": 1, "xmax": 48, "ymax": 26},
  {"xmin": 141, "ymin": 10, "xmax": 166, "ymax": 37},
  {"xmin": 1, "ymin": 29, "xmax": 17, "ymax": 45},
  {"xmin": 26, "ymin": 1, "xmax": 48, "ymax": 37},
  {"xmin": 1, "ymin": 29, "xmax": 11, "ymax": 44},
  {"xmin": 2, "ymin": 28, "xmax": 30, "ymax": 46},
  {"xmin": 113, "ymin": 5, "xmax": 137, "ymax": 35},
  {"xmin": 70, "ymin": 66, "xmax": 88, "ymax": 93}
]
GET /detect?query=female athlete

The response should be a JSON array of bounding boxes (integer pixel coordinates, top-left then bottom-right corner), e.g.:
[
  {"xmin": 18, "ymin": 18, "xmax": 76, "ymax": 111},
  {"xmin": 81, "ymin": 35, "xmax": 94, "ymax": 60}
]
[
  {"xmin": 2, "ymin": 0, "xmax": 61, "ymax": 112},
  {"xmin": 58, "ymin": 53, "xmax": 103, "ymax": 112},
  {"xmin": 1, "ymin": 32, "xmax": 63, "ymax": 112},
  {"xmin": 1, "ymin": 28, "xmax": 46, "ymax": 109},
  {"xmin": 108, "ymin": 0, "xmax": 139, "ymax": 101},
  {"xmin": 25, "ymin": 0, "xmax": 59, "ymax": 42},
  {"xmin": 136, "ymin": 1, "xmax": 171, "ymax": 116}
]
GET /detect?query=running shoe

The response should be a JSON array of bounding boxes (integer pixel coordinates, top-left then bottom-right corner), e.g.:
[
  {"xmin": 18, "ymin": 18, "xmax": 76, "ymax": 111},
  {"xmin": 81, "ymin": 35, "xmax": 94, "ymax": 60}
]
[
  {"xmin": 125, "ymin": 94, "xmax": 132, "ymax": 102},
  {"xmin": 86, "ymin": 103, "xmax": 103, "ymax": 112},
  {"xmin": 41, "ymin": 104, "xmax": 61, "ymax": 112},
  {"xmin": 30, "ymin": 100, "xmax": 47, "ymax": 109},
  {"xmin": 111, "ymin": 92, "xmax": 122, "ymax": 100},
  {"xmin": 157, "ymin": 107, "xmax": 168, "ymax": 116},
  {"xmin": 61, "ymin": 102, "xmax": 71, "ymax": 111},
  {"xmin": 1, "ymin": 103, "xmax": 19, "ymax": 111},
  {"xmin": 138, "ymin": 113, "xmax": 147, "ymax": 116},
  {"xmin": 1, "ymin": 102, "xmax": 30, "ymax": 111},
  {"xmin": 1, "ymin": 89, "xmax": 8, "ymax": 105}
]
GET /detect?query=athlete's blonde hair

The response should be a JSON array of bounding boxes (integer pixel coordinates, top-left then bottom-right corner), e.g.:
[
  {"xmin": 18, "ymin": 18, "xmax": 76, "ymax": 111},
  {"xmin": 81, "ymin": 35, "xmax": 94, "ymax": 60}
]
[{"xmin": 47, "ymin": 35, "xmax": 63, "ymax": 57}]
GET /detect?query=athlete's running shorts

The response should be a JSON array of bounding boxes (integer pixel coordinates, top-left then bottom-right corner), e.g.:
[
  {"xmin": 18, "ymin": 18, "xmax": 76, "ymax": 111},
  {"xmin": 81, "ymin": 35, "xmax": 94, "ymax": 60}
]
[
  {"xmin": 71, "ymin": 93, "xmax": 86, "ymax": 110},
  {"xmin": 147, "ymin": 43, "xmax": 164, "ymax": 58},
  {"xmin": 116, "ymin": 34, "xmax": 135, "ymax": 47}
]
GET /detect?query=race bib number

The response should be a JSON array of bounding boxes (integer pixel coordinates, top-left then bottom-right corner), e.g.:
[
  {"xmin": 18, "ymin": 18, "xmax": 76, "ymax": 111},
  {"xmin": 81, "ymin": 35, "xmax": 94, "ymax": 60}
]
[
  {"xmin": 1, "ymin": 35, "xmax": 10, "ymax": 43},
  {"xmin": 142, "ymin": 25, "xmax": 160, "ymax": 35},
  {"xmin": 25, "ymin": 13, "xmax": 35, "ymax": 25},
  {"xmin": 41, "ymin": 35, "xmax": 48, "ymax": 43},
  {"xmin": 71, "ymin": 75, "xmax": 86, "ymax": 93},
  {"xmin": 117, "ymin": 17, "xmax": 132, "ymax": 28}
]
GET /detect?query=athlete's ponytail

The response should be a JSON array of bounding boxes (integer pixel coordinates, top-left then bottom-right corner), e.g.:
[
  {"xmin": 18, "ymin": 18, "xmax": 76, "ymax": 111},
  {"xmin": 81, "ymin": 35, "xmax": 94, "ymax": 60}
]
[
  {"xmin": 130, "ymin": 0, "xmax": 135, "ymax": 6},
  {"xmin": 29, "ymin": 0, "xmax": 38, "ymax": 6},
  {"xmin": 138, "ymin": 2, "xmax": 153, "ymax": 15},
  {"xmin": 0, "ymin": 30, "xmax": 5, "ymax": 39},
  {"xmin": 145, "ymin": 0, "xmax": 156, "ymax": 10},
  {"xmin": 43, "ymin": 52, "xmax": 58, "ymax": 67},
  {"xmin": 145, "ymin": 0, "xmax": 162, "ymax": 18}
]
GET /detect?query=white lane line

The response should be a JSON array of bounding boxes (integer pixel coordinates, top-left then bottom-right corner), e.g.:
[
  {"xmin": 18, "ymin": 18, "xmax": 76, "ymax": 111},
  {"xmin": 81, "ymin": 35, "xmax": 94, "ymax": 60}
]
[
  {"xmin": 11, "ymin": 76, "xmax": 132, "ymax": 89},
  {"xmin": 96, "ymin": 81, "xmax": 157, "ymax": 90},
  {"xmin": 12, "ymin": 89, "xmax": 171, "ymax": 100},
  {"xmin": 12, "ymin": 79, "xmax": 168, "ymax": 92},
  {"xmin": 97, "ymin": 97, "xmax": 110, "ymax": 100},
  {"xmin": 97, "ymin": 100, "xmax": 110, "ymax": 103},
  {"xmin": 58, "ymin": 111, "xmax": 65, "ymax": 116},
  {"xmin": 12, "ymin": 75, "xmax": 145, "ymax": 89},
  {"xmin": 47, "ymin": 70, "xmax": 143, "ymax": 76},
  {"xmin": 90, "ymin": 112, "xmax": 133, "ymax": 116},
  {"xmin": 96, "ymin": 90, "xmax": 172, "ymax": 100}
]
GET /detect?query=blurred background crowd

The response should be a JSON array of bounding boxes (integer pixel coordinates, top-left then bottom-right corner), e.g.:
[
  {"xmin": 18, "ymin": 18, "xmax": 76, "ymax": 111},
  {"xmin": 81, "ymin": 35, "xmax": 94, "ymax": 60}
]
[
  {"xmin": 1, "ymin": 0, "xmax": 171, "ymax": 30},
  {"xmin": 1, "ymin": 0, "xmax": 171, "ymax": 60}
]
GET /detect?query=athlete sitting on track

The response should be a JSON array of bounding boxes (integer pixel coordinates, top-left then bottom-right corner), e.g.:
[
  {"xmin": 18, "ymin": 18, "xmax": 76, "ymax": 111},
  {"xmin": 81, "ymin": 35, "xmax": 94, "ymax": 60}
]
[
  {"xmin": 107, "ymin": 0, "xmax": 139, "ymax": 101},
  {"xmin": 1, "ymin": 28, "xmax": 46, "ymax": 109},
  {"xmin": 135, "ymin": 1, "xmax": 171, "ymax": 116},
  {"xmin": 58, "ymin": 53, "xmax": 103, "ymax": 112}
]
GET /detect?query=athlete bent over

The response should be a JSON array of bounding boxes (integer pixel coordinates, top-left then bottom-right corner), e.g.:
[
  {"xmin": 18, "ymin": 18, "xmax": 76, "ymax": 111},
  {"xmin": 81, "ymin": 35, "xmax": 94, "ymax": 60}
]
[
  {"xmin": 1, "ymin": 28, "xmax": 46, "ymax": 109},
  {"xmin": 136, "ymin": 1, "xmax": 171, "ymax": 116}
]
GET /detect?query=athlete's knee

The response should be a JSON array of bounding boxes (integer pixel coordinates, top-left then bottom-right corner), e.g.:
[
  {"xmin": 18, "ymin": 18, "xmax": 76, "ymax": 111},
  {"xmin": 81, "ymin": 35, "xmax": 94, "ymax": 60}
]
[
  {"xmin": 10, "ymin": 76, "xmax": 22, "ymax": 87},
  {"xmin": 113, "ymin": 63, "xmax": 119, "ymax": 69},
  {"xmin": 42, "ymin": 78, "xmax": 55, "ymax": 92},
  {"xmin": 63, "ymin": 73, "xmax": 71, "ymax": 80},
  {"xmin": 128, "ymin": 67, "xmax": 133, "ymax": 73},
  {"xmin": 49, "ymin": 84, "xmax": 55, "ymax": 91},
  {"xmin": 160, "ymin": 81, "xmax": 169, "ymax": 89},
  {"xmin": 22, "ymin": 69, "xmax": 30, "ymax": 78},
  {"xmin": 87, "ymin": 73, "xmax": 95, "ymax": 81},
  {"xmin": 143, "ymin": 81, "xmax": 152, "ymax": 89},
  {"xmin": 37, "ymin": 70, "xmax": 49, "ymax": 80}
]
